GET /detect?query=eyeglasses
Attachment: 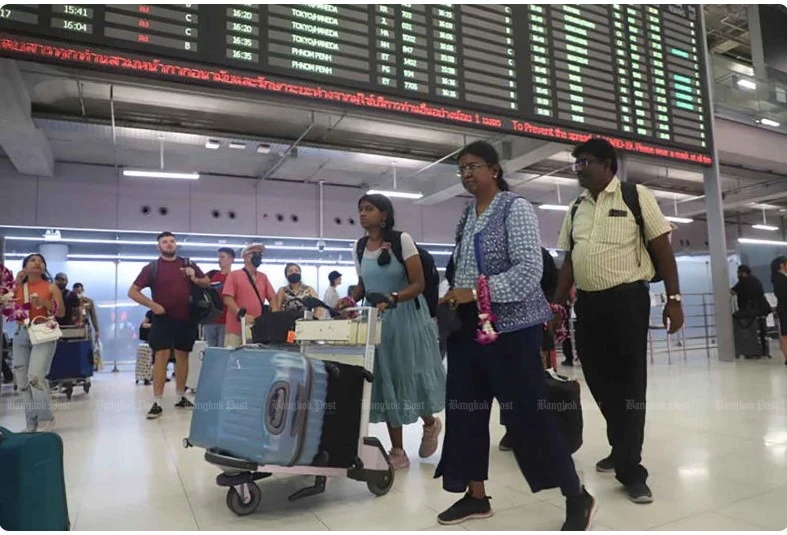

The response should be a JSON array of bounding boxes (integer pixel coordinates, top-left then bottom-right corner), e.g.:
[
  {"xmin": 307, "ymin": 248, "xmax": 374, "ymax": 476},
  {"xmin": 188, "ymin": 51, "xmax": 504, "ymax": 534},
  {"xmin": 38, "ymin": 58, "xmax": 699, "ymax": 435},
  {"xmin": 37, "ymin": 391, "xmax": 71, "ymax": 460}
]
[
  {"xmin": 456, "ymin": 162, "xmax": 490, "ymax": 177},
  {"xmin": 571, "ymin": 158, "xmax": 594, "ymax": 173}
]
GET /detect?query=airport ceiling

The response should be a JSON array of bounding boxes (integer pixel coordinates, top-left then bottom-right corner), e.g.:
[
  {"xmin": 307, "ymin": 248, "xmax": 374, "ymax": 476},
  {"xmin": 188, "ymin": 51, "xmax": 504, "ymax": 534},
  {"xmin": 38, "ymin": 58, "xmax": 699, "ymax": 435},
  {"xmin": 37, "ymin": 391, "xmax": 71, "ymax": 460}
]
[{"xmin": 1, "ymin": 28, "xmax": 785, "ymax": 227}]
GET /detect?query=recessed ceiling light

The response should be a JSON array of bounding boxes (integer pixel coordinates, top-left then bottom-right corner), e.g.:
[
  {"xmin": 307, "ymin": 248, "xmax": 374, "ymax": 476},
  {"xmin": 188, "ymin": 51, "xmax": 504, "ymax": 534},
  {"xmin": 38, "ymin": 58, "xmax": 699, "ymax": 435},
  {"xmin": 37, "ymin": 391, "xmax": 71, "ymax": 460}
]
[
  {"xmin": 257, "ymin": 144, "xmax": 271, "ymax": 154},
  {"xmin": 205, "ymin": 139, "xmax": 220, "ymax": 150},
  {"xmin": 756, "ymin": 118, "xmax": 781, "ymax": 128},
  {"xmin": 229, "ymin": 142, "xmax": 246, "ymax": 150}
]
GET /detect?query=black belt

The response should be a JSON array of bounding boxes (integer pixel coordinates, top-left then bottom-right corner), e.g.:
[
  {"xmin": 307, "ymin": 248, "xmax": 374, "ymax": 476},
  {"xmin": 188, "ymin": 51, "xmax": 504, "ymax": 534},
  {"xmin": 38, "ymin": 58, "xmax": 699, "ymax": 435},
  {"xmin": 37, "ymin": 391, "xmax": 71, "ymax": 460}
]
[{"xmin": 577, "ymin": 281, "xmax": 648, "ymax": 296}]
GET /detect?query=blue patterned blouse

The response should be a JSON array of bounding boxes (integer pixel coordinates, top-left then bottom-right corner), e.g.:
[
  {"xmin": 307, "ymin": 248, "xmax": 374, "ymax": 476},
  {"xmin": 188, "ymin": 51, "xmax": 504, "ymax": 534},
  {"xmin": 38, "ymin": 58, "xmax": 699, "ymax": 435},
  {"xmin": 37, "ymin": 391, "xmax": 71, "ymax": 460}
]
[{"xmin": 453, "ymin": 192, "xmax": 544, "ymax": 303}]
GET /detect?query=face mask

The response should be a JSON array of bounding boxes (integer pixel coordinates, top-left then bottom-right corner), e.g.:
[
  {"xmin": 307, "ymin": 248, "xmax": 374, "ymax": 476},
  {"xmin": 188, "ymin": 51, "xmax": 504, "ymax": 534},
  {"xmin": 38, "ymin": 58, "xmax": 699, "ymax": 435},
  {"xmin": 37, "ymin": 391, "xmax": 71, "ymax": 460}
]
[
  {"xmin": 287, "ymin": 273, "xmax": 302, "ymax": 284},
  {"xmin": 250, "ymin": 253, "xmax": 263, "ymax": 268}
]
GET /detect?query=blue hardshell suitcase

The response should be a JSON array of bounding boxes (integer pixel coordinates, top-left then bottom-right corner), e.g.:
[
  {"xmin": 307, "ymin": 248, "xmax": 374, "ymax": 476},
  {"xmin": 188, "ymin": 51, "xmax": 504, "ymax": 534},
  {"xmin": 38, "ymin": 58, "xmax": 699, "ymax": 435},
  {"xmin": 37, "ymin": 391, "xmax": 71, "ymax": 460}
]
[{"xmin": 188, "ymin": 346, "xmax": 329, "ymax": 466}]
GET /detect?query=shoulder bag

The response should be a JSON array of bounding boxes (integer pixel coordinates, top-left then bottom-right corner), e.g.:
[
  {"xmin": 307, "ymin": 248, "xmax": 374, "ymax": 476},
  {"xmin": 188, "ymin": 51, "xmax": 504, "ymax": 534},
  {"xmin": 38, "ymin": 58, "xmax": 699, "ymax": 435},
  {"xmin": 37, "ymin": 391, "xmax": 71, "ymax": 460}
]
[{"xmin": 24, "ymin": 283, "xmax": 62, "ymax": 345}]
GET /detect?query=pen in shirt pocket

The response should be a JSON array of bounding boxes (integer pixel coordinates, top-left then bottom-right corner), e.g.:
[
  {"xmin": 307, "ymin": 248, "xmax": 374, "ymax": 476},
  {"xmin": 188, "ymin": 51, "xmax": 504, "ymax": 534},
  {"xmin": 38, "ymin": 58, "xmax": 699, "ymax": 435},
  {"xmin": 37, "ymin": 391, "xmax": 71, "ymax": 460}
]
[{"xmin": 608, "ymin": 209, "xmax": 627, "ymax": 217}]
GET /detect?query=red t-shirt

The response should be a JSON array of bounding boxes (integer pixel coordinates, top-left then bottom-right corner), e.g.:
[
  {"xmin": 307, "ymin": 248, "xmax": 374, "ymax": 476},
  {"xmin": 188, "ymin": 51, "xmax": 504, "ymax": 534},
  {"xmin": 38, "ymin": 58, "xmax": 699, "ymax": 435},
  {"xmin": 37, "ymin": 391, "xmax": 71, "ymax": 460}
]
[
  {"xmin": 210, "ymin": 270, "xmax": 229, "ymax": 324},
  {"xmin": 133, "ymin": 258, "xmax": 205, "ymax": 323},
  {"xmin": 222, "ymin": 269, "xmax": 276, "ymax": 336}
]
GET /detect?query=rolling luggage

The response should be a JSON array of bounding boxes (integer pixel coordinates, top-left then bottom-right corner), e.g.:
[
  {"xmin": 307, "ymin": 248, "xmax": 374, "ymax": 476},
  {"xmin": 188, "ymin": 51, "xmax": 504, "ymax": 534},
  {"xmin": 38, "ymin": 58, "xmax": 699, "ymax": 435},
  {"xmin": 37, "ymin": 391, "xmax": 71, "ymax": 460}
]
[
  {"xmin": 188, "ymin": 346, "xmax": 329, "ymax": 466},
  {"xmin": 186, "ymin": 340, "xmax": 207, "ymax": 393},
  {"xmin": 0, "ymin": 427, "xmax": 70, "ymax": 530},
  {"xmin": 135, "ymin": 342, "xmax": 153, "ymax": 384},
  {"xmin": 48, "ymin": 340, "xmax": 93, "ymax": 382},
  {"xmin": 733, "ymin": 313, "xmax": 762, "ymax": 358}
]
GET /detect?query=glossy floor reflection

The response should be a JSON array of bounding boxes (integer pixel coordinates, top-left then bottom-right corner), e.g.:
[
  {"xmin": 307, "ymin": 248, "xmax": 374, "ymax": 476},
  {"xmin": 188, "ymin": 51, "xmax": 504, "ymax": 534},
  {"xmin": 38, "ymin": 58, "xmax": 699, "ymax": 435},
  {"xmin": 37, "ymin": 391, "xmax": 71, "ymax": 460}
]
[{"xmin": 1, "ymin": 349, "xmax": 786, "ymax": 531}]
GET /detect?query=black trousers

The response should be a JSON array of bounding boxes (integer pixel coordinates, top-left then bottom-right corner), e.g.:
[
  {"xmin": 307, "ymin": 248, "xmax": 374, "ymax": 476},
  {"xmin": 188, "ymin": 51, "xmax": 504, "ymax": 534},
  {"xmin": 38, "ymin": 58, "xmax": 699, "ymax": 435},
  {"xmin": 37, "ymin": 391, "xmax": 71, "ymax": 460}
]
[
  {"xmin": 575, "ymin": 282, "xmax": 650, "ymax": 485},
  {"xmin": 435, "ymin": 304, "xmax": 581, "ymax": 496}
]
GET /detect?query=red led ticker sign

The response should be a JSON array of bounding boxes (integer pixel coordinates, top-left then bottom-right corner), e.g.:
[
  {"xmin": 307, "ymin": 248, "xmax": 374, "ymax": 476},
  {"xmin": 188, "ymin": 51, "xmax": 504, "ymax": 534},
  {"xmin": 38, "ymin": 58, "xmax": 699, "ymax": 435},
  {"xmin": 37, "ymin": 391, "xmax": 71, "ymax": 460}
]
[{"xmin": 0, "ymin": 36, "xmax": 713, "ymax": 166}]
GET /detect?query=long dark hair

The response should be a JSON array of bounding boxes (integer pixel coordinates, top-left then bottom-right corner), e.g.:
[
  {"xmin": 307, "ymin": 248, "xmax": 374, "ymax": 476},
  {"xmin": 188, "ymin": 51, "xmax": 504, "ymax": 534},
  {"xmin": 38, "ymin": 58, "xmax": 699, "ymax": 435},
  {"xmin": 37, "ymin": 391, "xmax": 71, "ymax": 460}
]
[
  {"xmin": 771, "ymin": 256, "xmax": 787, "ymax": 286},
  {"xmin": 21, "ymin": 253, "xmax": 52, "ymax": 283},
  {"xmin": 456, "ymin": 141, "xmax": 510, "ymax": 192},
  {"xmin": 358, "ymin": 193, "xmax": 396, "ymax": 266}
]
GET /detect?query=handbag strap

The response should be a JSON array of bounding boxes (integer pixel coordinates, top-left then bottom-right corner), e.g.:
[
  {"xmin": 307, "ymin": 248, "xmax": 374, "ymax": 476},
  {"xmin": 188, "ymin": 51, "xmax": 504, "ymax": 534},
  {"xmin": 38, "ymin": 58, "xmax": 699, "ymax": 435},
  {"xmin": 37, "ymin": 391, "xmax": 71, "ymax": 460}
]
[
  {"xmin": 23, "ymin": 282, "xmax": 29, "ymax": 304},
  {"xmin": 243, "ymin": 269, "xmax": 266, "ymax": 311}
]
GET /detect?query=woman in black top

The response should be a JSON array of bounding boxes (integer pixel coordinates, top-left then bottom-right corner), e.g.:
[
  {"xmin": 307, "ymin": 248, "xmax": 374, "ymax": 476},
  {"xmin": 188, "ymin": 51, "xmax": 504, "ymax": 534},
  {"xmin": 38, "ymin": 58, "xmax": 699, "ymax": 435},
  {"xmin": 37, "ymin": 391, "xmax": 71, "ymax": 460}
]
[{"xmin": 771, "ymin": 256, "xmax": 787, "ymax": 365}]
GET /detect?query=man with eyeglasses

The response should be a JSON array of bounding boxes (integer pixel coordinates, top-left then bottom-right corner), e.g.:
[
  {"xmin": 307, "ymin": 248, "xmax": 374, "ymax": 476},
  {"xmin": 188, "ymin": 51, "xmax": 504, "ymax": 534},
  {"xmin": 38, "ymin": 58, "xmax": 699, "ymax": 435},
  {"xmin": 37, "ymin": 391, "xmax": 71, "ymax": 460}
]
[{"xmin": 552, "ymin": 138, "xmax": 684, "ymax": 505}]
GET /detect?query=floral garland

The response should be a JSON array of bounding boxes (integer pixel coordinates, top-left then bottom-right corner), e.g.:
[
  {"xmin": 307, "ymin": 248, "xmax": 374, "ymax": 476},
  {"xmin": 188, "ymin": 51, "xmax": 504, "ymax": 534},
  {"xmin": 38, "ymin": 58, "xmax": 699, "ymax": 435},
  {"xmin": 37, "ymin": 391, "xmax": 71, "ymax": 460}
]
[
  {"xmin": 0, "ymin": 264, "xmax": 30, "ymax": 322},
  {"xmin": 549, "ymin": 303, "xmax": 569, "ymax": 344},
  {"xmin": 475, "ymin": 275, "xmax": 499, "ymax": 345}
]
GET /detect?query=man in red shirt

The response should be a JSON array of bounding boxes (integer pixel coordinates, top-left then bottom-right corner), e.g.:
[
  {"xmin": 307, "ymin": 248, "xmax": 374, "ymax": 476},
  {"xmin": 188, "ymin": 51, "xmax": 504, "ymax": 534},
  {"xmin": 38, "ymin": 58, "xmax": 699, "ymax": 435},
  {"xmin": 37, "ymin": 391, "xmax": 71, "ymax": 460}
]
[
  {"xmin": 128, "ymin": 231, "xmax": 210, "ymax": 419},
  {"xmin": 203, "ymin": 247, "xmax": 235, "ymax": 348},
  {"xmin": 223, "ymin": 243, "xmax": 278, "ymax": 347}
]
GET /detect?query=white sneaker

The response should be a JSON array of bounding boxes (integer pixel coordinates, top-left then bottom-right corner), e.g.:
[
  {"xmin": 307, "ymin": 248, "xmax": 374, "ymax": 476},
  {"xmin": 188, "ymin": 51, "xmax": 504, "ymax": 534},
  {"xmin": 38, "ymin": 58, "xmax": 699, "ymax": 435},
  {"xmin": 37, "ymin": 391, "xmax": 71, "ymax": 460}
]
[
  {"xmin": 37, "ymin": 419, "xmax": 56, "ymax": 432},
  {"xmin": 388, "ymin": 448, "xmax": 410, "ymax": 470}
]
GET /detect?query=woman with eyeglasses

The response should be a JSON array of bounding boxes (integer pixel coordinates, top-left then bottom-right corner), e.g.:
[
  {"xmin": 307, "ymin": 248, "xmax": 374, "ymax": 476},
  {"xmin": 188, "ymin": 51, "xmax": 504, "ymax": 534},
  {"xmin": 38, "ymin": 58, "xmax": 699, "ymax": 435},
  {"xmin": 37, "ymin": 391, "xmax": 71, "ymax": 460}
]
[{"xmin": 435, "ymin": 141, "xmax": 595, "ymax": 530}]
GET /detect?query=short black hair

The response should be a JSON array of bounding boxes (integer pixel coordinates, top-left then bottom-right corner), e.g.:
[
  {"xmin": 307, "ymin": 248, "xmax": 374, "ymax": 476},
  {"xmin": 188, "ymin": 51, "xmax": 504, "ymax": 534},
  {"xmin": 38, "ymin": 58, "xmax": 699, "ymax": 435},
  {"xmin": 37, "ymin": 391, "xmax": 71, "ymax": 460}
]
[
  {"xmin": 218, "ymin": 247, "xmax": 236, "ymax": 258},
  {"xmin": 157, "ymin": 231, "xmax": 175, "ymax": 241},
  {"xmin": 572, "ymin": 138, "xmax": 618, "ymax": 175},
  {"xmin": 738, "ymin": 265, "xmax": 752, "ymax": 275},
  {"xmin": 456, "ymin": 141, "xmax": 509, "ymax": 191},
  {"xmin": 73, "ymin": 282, "xmax": 84, "ymax": 290}
]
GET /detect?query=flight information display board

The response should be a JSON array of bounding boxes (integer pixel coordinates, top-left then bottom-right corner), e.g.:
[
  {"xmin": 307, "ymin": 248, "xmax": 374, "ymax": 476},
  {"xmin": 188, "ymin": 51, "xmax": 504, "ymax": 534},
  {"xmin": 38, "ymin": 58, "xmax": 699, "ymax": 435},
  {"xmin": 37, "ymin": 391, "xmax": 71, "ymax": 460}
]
[{"xmin": 0, "ymin": 4, "xmax": 713, "ymax": 165}]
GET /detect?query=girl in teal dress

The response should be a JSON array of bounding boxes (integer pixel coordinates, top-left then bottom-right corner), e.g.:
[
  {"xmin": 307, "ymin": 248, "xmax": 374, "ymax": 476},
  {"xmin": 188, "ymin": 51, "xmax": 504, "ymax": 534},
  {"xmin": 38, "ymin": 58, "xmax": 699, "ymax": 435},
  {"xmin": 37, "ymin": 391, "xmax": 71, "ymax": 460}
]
[{"xmin": 352, "ymin": 194, "xmax": 446, "ymax": 470}]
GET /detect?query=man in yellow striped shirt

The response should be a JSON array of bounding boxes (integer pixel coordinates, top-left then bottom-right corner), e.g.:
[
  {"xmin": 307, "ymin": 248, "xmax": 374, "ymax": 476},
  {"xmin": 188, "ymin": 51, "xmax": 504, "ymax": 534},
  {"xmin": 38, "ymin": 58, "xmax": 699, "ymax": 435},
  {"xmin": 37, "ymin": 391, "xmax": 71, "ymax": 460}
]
[{"xmin": 554, "ymin": 138, "xmax": 684, "ymax": 505}]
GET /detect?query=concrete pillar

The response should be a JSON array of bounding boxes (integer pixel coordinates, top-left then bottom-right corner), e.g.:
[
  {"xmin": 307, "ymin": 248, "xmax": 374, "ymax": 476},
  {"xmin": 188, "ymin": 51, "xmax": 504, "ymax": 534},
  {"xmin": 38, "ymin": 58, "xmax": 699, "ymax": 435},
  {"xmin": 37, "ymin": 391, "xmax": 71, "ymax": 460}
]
[
  {"xmin": 746, "ymin": 5, "xmax": 768, "ymax": 82},
  {"xmin": 701, "ymin": 9, "xmax": 735, "ymax": 362}
]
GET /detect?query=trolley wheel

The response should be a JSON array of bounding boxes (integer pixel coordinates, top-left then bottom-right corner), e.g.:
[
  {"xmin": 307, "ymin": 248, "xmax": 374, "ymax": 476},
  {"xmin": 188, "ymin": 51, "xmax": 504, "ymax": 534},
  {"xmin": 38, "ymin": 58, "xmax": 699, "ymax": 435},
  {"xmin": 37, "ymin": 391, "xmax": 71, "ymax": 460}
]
[
  {"xmin": 83, "ymin": 382, "xmax": 91, "ymax": 394},
  {"xmin": 366, "ymin": 467, "xmax": 395, "ymax": 497},
  {"xmin": 226, "ymin": 483, "xmax": 261, "ymax": 516},
  {"xmin": 64, "ymin": 386, "xmax": 73, "ymax": 401}
]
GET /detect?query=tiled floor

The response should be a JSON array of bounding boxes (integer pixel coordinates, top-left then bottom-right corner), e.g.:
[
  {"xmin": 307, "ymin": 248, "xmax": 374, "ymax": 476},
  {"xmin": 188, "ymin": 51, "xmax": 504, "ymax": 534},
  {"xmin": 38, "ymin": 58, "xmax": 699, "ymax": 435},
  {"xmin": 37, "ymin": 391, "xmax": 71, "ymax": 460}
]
[{"xmin": 2, "ymin": 349, "xmax": 787, "ymax": 531}]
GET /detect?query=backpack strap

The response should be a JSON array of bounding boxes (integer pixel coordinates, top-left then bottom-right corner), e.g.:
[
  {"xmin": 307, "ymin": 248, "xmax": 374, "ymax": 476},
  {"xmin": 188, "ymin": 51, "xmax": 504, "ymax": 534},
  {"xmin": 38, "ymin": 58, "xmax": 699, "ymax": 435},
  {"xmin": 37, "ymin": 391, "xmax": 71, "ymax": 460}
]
[
  {"xmin": 355, "ymin": 237, "xmax": 369, "ymax": 268},
  {"xmin": 620, "ymin": 182, "xmax": 646, "ymax": 267},
  {"xmin": 568, "ymin": 197, "xmax": 584, "ymax": 251}
]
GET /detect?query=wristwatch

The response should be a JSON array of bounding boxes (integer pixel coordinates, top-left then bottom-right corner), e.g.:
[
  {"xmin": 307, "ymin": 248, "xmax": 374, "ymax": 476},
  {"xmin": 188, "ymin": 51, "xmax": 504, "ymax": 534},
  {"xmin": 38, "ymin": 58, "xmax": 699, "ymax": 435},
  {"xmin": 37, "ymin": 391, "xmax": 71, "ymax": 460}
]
[
  {"xmin": 390, "ymin": 292, "xmax": 400, "ymax": 305},
  {"xmin": 667, "ymin": 294, "xmax": 682, "ymax": 303}
]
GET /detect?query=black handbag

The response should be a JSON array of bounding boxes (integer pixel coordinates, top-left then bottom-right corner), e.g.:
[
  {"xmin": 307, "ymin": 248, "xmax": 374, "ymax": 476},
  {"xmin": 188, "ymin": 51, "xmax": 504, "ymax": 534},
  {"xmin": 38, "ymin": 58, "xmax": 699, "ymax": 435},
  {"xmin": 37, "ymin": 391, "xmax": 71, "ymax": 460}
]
[
  {"xmin": 543, "ymin": 370, "xmax": 583, "ymax": 454},
  {"xmin": 250, "ymin": 310, "xmax": 302, "ymax": 344}
]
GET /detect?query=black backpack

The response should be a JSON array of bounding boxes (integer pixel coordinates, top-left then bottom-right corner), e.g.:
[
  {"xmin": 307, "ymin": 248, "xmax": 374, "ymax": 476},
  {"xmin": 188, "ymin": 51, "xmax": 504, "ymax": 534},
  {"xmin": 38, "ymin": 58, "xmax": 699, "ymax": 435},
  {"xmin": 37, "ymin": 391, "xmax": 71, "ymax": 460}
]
[
  {"xmin": 148, "ymin": 258, "xmax": 224, "ymax": 324},
  {"xmin": 356, "ymin": 231, "xmax": 440, "ymax": 318},
  {"xmin": 569, "ymin": 182, "xmax": 663, "ymax": 283}
]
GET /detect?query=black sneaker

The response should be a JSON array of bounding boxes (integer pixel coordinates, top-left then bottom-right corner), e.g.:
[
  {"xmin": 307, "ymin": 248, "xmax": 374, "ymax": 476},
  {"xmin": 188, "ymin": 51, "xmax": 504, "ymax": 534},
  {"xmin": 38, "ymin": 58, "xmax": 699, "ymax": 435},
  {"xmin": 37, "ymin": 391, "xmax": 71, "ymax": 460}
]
[
  {"xmin": 595, "ymin": 455, "xmax": 614, "ymax": 473},
  {"xmin": 498, "ymin": 433, "xmax": 513, "ymax": 452},
  {"xmin": 562, "ymin": 487, "xmax": 597, "ymax": 531},
  {"xmin": 437, "ymin": 492, "xmax": 493, "ymax": 525},
  {"xmin": 626, "ymin": 481, "xmax": 653, "ymax": 504},
  {"xmin": 146, "ymin": 403, "xmax": 163, "ymax": 420},
  {"xmin": 175, "ymin": 397, "xmax": 194, "ymax": 409}
]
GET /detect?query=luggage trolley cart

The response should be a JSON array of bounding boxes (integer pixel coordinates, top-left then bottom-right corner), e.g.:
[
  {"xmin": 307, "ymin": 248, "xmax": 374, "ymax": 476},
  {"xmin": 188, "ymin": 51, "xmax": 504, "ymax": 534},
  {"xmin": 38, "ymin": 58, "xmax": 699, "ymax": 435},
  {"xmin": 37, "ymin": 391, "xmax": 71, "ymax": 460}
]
[{"xmin": 183, "ymin": 307, "xmax": 393, "ymax": 516}]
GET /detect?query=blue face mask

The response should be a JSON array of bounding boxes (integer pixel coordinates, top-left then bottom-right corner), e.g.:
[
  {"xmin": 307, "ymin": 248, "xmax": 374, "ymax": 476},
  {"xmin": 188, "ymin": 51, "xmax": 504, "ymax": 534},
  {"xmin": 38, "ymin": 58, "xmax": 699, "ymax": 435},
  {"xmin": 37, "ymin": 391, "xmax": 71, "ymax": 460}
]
[{"xmin": 250, "ymin": 253, "xmax": 263, "ymax": 268}]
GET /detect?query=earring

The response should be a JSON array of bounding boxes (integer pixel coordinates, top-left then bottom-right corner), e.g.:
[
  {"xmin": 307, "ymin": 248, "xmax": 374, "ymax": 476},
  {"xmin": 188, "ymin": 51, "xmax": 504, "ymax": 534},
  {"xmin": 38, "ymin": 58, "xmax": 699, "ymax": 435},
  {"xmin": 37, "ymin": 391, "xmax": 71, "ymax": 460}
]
[{"xmin": 380, "ymin": 221, "xmax": 387, "ymax": 229}]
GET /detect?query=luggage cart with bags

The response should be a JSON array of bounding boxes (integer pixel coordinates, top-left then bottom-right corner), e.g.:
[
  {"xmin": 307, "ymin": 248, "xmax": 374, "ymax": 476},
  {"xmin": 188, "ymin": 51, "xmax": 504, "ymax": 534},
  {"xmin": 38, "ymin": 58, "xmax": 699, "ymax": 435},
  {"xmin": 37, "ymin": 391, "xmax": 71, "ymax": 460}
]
[{"xmin": 183, "ymin": 305, "xmax": 392, "ymax": 517}]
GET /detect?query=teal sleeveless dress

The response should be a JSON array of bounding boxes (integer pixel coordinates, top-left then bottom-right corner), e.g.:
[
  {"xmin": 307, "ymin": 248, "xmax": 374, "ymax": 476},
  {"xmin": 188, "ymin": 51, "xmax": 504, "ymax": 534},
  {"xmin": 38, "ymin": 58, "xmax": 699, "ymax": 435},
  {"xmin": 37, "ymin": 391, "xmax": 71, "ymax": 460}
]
[{"xmin": 359, "ymin": 247, "xmax": 446, "ymax": 426}]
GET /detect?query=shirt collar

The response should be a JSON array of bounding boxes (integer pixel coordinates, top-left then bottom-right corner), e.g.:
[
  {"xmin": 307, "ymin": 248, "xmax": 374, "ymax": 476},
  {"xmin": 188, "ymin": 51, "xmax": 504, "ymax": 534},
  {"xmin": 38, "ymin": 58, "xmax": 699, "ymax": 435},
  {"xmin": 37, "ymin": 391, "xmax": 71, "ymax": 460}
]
[{"xmin": 580, "ymin": 176, "xmax": 620, "ymax": 200}]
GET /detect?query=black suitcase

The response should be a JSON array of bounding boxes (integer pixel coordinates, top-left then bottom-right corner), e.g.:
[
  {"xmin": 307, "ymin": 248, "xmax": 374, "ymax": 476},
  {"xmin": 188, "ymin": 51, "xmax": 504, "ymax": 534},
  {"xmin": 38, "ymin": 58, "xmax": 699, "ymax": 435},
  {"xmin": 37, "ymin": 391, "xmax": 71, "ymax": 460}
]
[
  {"xmin": 543, "ymin": 370, "xmax": 583, "ymax": 454},
  {"xmin": 733, "ymin": 314, "xmax": 762, "ymax": 358},
  {"xmin": 313, "ymin": 361, "xmax": 371, "ymax": 468}
]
